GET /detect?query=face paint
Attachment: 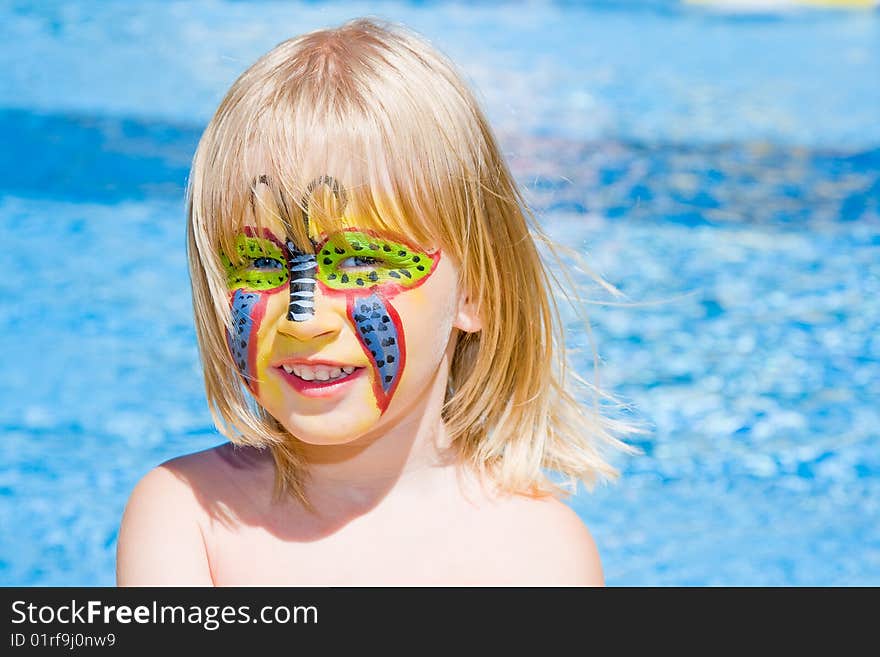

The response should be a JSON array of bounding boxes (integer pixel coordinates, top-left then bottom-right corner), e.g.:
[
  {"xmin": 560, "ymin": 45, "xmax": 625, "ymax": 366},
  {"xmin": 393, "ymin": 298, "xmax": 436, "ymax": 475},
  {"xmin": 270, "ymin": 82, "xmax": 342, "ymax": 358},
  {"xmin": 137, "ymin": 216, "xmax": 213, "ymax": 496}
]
[
  {"xmin": 316, "ymin": 229, "xmax": 436, "ymax": 292},
  {"xmin": 222, "ymin": 229, "xmax": 289, "ymax": 394},
  {"xmin": 221, "ymin": 175, "xmax": 441, "ymax": 417},
  {"xmin": 313, "ymin": 228, "xmax": 440, "ymax": 412},
  {"xmin": 227, "ymin": 289, "xmax": 268, "ymax": 394},
  {"xmin": 222, "ymin": 231, "xmax": 289, "ymax": 291},
  {"xmin": 285, "ymin": 241, "xmax": 318, "ymax": 322},
  {"xmin": 348, "ymin": 293, "xmax": 404, "ymax": 412},
  {"xmin": 285, "ymin": 175, "xmax": 349, "ymax": 322}
]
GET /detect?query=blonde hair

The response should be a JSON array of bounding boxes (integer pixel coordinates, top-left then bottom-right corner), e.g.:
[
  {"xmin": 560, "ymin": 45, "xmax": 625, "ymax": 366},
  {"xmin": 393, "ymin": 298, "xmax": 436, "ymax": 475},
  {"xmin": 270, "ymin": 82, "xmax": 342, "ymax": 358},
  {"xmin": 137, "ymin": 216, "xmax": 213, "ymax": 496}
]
[{"xmin": 186, "ymin": 17, "xmax": 645, "ymax": 505}]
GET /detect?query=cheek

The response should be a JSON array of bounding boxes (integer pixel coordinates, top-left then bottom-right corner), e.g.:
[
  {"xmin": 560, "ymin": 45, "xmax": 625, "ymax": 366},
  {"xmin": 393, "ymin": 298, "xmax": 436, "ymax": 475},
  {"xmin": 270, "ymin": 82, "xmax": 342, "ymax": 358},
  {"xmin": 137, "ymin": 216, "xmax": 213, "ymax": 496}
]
[
  {"xmin": 227, "ymin": 289, "xmax": 271, "ymax": 395},
  {"xmin": 344, "ymin": 279, "xmax": 455, "ymax": 413},
  {"xmin": 398, "ymin": 285, "xmax": 456, "ymax": 363},
  {"xmin": 227, "ymin": 288, "xmax": 289, "ymax": 398},
  {"xmin": 348, "ymin": 292, "xmax": 404, "ymax": 414}
]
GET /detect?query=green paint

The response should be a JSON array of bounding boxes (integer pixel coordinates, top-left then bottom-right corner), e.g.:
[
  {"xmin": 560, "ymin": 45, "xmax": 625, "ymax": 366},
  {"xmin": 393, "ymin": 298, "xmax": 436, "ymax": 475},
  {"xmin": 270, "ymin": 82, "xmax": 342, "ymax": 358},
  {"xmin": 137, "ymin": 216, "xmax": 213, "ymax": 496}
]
[
  {"xmin": 317, "ymin": 231, "xmax": 433, "ymax": 291},
  {"xmin": 222, "ymin": 235, "xmax": 289, "ymax": 291}
]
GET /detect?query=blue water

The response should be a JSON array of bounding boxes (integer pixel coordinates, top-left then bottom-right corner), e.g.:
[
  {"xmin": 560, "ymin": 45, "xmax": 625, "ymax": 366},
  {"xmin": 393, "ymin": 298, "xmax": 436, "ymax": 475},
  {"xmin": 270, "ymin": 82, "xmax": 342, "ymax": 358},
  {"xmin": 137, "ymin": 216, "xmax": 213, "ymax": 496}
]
[{"xmin": 1, "ymin": 0, "xmax": 878, "ymax": 586}]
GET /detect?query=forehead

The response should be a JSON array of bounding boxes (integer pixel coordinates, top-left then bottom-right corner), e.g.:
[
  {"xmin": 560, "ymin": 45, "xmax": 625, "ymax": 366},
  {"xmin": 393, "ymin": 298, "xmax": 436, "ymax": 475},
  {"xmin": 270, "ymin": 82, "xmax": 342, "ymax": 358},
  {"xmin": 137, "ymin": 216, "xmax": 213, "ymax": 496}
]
[{"xmin": 240, "ymin": 174, "xmax": 434, "ymax": 250}]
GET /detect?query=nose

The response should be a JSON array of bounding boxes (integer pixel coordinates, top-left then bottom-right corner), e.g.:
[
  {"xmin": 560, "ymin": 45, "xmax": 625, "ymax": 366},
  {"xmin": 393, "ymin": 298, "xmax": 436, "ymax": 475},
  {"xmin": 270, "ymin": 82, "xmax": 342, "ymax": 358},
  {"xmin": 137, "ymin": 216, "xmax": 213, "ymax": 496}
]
[{"xmin": 275, "ymin": 283, "xmax": 345, "ymax": 342}]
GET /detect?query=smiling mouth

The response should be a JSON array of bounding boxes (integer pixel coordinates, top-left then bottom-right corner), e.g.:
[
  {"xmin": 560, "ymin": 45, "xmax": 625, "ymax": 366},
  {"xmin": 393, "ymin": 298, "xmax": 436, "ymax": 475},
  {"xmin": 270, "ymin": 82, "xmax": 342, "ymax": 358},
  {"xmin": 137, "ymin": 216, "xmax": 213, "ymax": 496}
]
[
  {"xmin": 281, "ymin": 363, "xmax": 359, "ymax": 381},
  {"xmin": 275, "ymin": 363, "xmax": 366, "ymax": 392}
]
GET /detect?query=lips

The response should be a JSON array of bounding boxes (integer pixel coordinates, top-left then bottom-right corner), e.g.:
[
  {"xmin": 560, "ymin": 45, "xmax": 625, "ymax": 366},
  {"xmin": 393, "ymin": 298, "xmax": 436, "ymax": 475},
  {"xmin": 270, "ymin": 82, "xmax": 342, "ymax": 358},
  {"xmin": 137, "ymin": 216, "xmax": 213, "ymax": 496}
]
[{"xmin": 273, "ymin": 359, "xmax": 366, "ymax": 397}]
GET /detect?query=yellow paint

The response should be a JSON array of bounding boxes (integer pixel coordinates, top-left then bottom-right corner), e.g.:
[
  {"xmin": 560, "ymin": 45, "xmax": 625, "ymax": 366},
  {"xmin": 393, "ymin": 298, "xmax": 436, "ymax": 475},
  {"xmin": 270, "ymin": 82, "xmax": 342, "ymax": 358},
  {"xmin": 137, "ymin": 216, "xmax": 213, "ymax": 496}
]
[
  {"xmin": 307, "ymin": 216, "xmax": 320, "ymax": 243},
  {"xmin": 248, "ymin": 280, "xmax": 386, "ymax": 442},
  {"xmin": 251, "ymin": 291, "xmax": 289, "ymax": 409}
]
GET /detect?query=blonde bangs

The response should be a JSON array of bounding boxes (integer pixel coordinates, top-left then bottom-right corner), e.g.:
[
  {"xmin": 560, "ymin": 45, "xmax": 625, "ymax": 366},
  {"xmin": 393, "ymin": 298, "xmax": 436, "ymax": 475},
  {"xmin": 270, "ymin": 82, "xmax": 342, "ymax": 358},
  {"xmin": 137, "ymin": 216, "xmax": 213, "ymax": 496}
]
[{"xmin": 189, "ymin": 20, "xmax": 485, "ymax": 268}]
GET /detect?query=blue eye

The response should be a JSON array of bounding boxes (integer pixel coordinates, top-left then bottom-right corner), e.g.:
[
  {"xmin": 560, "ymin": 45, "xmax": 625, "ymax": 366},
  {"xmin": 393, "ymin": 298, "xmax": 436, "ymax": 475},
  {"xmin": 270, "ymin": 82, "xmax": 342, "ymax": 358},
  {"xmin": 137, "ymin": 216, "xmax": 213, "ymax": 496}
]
[
  {"xmin": 250, "ymin": 257, "xmax": 284, "ymax": 270},
  {"xmin": 339, "ymin": 255, "xmax": 382, "ymax": 269}
]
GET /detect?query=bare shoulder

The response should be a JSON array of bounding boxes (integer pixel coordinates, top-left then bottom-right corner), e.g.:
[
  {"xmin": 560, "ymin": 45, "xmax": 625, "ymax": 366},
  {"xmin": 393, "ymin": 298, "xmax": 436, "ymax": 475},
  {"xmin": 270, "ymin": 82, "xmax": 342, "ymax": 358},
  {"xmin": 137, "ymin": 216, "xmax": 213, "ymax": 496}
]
[
  {"xmin": 116, "ymin": 443, "xmax": 271, "ymax": 586},
  {"xmin": 473, "ymin": 492, "xmax": 605, "ymax": 586}
]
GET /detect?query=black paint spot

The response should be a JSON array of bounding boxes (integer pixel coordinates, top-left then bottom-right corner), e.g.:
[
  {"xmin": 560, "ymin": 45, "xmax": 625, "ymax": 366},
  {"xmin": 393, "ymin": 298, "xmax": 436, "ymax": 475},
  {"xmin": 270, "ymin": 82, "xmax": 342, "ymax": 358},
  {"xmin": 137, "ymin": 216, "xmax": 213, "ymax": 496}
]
[
  {"xmin": 417, "ymin": 265, "xmax": 425, "ymax": 271},
  {"xmin": 398, "ymin": 250, "xmax": 407, "ymax": 256},
  {"xmin": 341, "ymin": 274, "xmax": 349, "ymax": 283},
  {"xmin": 383, "ymin": 244, "xmax": 392, "ymax": 252},
  {"xmin": 360, "ymin": 304, "xmax": 369, "ymax": 312},
  {"xmin": 400, "ymin": 270, "xmax": 412, "ymax": 278},
  {"xmin": 323, "ymin": 257, "xmax": 332, "ymax": 265},
  {"xmin": 368, "ymin": 271, "xmax": 378, "ymax": 282},
  {"xmin": 381, "ymin": 337, "xmax": 395, "ymax": 346},
  {"xmin": 352, "ymin": 242, "xmax": 363, "ymax": 250},
  {"xmin": 412, "ymin": 255, "xmax": 420, "ymax": 262},
  {"xmin": 377, "ymin": 360, "xmax": 385, "ymax": 367},
  {"xmin": 328, "ymin": 273, "xmax": 337, "ymax": 280},
  {"xmin": 389, "ymin": 270, "xmax": 400, "ymax": 279},
  {"xmin": 369, "ymin": 243, "xmax": 379, "ymax": 250},
  {"xmin": 356, "ymin": 278, "xmax": 364, "ymax": 286},
  {"xmin": 335, "ymin": 247, "xmax": 345, "ymax": 254},
  {"xmin": 371, "ymin": 350, "xmax": 377, "ymax": 357},
  {"xmin": 386, "ymin": 355, "xmax": 395, "ymax": 363},
  {"xmin": 381, "ymin": 315, "xmax": 390, "ymax": 323},
  {"xmin": 384, "ymin": 375, "xmax": 393, "ymax": 383},
  {"xmin": 378, "ymin": 324, "xmax": 388, "ymax": 332},
  {"xmin": 323, "ymin": 250, "xmax": 330, "ymax": 255}
]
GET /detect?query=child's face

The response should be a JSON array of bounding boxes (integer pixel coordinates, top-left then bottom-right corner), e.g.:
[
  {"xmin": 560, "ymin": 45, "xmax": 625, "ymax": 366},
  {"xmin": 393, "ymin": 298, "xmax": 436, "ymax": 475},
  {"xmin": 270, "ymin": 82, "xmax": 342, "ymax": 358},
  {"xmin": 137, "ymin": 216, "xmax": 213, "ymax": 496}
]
[{"xmin": 222, "ymin": 188, "xmax": 463, "ymax": 445}]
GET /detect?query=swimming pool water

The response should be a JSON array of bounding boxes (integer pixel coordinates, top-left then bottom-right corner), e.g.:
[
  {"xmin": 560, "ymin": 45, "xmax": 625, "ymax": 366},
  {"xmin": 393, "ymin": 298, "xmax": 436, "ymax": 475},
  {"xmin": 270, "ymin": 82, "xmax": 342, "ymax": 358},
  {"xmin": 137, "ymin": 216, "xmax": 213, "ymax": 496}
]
[{"xmin": 1, "ymin": 0, "xmax": 878, "ymax": 586}]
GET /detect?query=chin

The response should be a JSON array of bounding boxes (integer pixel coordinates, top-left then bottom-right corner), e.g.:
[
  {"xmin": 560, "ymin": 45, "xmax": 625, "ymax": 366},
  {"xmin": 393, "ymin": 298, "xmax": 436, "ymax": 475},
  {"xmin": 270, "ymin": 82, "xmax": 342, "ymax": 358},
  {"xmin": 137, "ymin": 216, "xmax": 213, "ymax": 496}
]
[{"xmin": 274, "ymin": 411, "xmax": 382, "ymax": 447}]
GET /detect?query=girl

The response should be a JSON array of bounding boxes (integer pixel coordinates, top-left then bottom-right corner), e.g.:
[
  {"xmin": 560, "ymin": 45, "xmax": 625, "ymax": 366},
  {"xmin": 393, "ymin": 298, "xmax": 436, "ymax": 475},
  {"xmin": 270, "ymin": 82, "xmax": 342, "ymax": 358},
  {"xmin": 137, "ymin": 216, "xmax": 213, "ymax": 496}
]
[{"xmin": 116, "ymin": 18, "xmax": 642, "ymax": 586}]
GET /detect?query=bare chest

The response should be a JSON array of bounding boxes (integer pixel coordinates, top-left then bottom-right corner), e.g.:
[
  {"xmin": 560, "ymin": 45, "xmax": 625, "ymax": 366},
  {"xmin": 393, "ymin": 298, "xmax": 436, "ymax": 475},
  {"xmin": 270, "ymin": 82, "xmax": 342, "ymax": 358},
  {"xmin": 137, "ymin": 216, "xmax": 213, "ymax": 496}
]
[{"xmin": 204, "ymin": 502, "xmax": 506, "ymax": 586}]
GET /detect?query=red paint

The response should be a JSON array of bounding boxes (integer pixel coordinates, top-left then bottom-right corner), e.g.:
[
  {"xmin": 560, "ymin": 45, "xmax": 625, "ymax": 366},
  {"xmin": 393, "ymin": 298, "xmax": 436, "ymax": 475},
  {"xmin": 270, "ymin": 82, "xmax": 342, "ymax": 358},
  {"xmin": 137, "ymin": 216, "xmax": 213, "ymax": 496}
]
[
  {"xmin": 243, "ymin": 225, "xmax": 287, "ymax": 250},
  {"xmin": 226, "ymin": 289, "xmax": 277, "ymax": 397},
  {"xmin": 379, "ymin": 299, "xmax": 406, "ymax": 411},
  {"xmin": 231, "ymin": 225, "xmax": 435, "ymax": 414},
  {"xmin": 347, "ymin": 295, "xmax": 407, "ymax": 414},
  {"xmin": 243, "ymin": 293, "xmax": 269, "ymax": 397},
  {"xmin": 317, "ymin": 251, "xmax": 441, "ymax": 299}
]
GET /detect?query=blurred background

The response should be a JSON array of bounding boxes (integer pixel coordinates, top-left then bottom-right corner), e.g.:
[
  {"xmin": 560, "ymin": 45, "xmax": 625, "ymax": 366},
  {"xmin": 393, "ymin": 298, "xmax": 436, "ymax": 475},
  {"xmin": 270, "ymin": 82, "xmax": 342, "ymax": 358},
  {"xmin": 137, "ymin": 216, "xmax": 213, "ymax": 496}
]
[{"xmin": 1, "ymin": 0, "xmax": 878, "ymax": 586}]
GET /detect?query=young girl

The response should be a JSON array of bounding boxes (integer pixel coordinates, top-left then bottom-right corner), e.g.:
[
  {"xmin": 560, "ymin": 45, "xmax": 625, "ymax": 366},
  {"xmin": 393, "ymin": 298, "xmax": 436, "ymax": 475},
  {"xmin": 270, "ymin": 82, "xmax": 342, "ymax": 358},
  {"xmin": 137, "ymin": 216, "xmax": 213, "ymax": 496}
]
[{"xmin": 116, "ymin": 18, "xmax": 641, "ymax": 586}]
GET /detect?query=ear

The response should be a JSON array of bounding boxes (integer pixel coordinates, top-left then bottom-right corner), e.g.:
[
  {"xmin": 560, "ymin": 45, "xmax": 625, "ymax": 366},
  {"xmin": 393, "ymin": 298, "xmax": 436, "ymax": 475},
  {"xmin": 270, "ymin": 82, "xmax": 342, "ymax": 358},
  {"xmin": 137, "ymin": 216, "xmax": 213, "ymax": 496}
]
[{"xmin": 453, "ymin": 291, "xmax": 482, "ymax": 333}]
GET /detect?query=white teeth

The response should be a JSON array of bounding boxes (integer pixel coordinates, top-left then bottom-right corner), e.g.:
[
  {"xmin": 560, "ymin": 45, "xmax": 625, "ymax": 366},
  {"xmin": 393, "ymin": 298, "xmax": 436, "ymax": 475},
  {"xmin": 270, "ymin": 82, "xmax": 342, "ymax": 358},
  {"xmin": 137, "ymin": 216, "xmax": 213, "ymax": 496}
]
[{"xmin": 281, "ymin": 363, "xmax": 358, "ymax": 382}]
